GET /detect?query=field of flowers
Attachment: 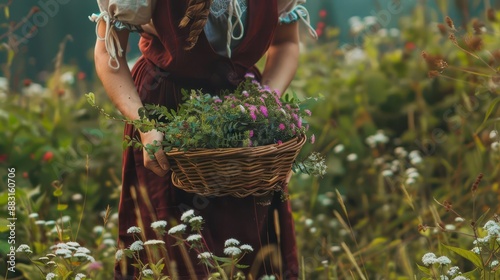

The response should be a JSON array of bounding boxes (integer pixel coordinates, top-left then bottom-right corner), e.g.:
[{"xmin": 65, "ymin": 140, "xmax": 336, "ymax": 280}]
[{"xmin": 1, "ymin": 2, "xmax": 500, "ymax": 280}]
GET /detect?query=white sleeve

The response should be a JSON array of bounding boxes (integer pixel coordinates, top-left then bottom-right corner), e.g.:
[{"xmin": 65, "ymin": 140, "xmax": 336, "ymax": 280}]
[{"xmin": 89, "ymin": 0, "xmax": 157, "ymax": 69}]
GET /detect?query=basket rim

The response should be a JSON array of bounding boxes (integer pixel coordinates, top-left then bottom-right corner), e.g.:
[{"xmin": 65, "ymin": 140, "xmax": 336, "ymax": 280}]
[{"xmin": 165, "ymin": 134, "xmax": 307, "ymax": 158}]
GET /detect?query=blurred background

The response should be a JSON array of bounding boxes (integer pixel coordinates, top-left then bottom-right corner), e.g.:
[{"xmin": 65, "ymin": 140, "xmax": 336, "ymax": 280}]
[{"xmin": 2, "ymin": 0, "xmax": 500, "ymax": 279}]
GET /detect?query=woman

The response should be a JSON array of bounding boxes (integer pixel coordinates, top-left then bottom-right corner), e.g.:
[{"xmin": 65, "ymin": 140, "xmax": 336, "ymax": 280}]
[{"xmin": 92, "ymin": 0, "xmax": 316, "ymax": 279}]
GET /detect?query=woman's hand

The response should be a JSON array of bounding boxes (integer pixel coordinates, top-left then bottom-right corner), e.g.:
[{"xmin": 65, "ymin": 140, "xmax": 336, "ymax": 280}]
[{"xmin": 140, "ymin": 130, "xmax": 170, "ymax": 177}]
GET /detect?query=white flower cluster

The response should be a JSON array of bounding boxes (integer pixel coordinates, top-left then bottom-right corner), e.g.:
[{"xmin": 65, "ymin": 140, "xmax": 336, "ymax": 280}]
[
  {"xmin": 366, "ymin": 130, "xmax": 390, "ymax": 148},
  {"xmin": 48, "ymin": 242, "xmax": 94, "ymax": 262},
  {"xmin": 421, "ymin": 252, "xmax": 451, "ymax": 266},
  {"xmin": 490, "ymin": 130, "xmax": 499, "ymax": 151}
]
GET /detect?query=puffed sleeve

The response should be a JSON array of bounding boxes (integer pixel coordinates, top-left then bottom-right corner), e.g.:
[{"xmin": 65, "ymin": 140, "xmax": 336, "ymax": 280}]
[
  {"xmin": 89, "ymin": 0, "xmax": 157, "ymax": 69},
  {"xmin": 277, "ymin": 0, "xmax": 317, "ymax": 39}
]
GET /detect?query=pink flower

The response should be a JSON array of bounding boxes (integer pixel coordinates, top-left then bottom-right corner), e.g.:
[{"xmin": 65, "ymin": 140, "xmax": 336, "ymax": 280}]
[
  {"xmin": 242, "ymin": 91, "xmax": 249, "ymax": 97},
  {"xmin": 214, "ymin": 99, "xmax": 222, "ymax": 103},
  {"xmin": 297, "ymin": 118, "xmax": 302, "ymax": 128},
  {"xmin": 259, "ymin": 105, "xmax": 268, "ymax": 117},
  {"xmin": 292, "ymin": 113, "xmax": 299, "ymax": 121},
  {"xmin": 304, "ymin": 109, "xmax": 312, "ymax": 116},
  {"xmin": 245, "ymin": 73, "xmax": 255, "ymax": 79},
  {"xmin": 249, "ymin": 130, "xmax": 254, "ymax": 137},
  {"xmin": 250, "ymin": 111, "xmax": 257, "ymax": 121},
  {"xmin": 279, "ymin": 123, "xmax": 286, "ymax": 131},
  {"xmin": 277, "ymin": 140, "xmax": 283, "ymax": 145},
  {"xmin": 274, "ymin": 95, "xmax": 282, "ymax": 107},
  {"xmin": 259, "ymin": 97, "xmax": 266, "ymax": 103},
  {"xmin": 310, "ymin": 134, "xmax": 315, "ymax": 144}
]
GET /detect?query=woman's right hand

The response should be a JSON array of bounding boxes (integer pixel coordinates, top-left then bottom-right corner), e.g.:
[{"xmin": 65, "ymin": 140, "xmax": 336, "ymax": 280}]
[{"xmin": 140, "ymin": 130, "xmax": 170, "ymax": 177}]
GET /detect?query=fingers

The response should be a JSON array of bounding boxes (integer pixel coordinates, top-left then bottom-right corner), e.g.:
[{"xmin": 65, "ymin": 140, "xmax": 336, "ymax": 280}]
[
  {"xmin": 154, "ymin": 149, "xmax": 170, "ymax": 171},
  {"xmin": 143, "ymin": 149, "xmax": 169, "ymax": 177}
]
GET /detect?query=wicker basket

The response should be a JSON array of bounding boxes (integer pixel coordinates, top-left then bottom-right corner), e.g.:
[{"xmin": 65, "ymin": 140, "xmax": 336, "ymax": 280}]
[{"xmin": 166, "ymin": 136, "xmax": 306, "ymax": 198}]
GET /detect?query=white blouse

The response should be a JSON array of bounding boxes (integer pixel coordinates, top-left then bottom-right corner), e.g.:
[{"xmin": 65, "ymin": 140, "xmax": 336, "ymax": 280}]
[{"xmin": 90, "ymin": 0, "xmax": 316, "ymax": 68}]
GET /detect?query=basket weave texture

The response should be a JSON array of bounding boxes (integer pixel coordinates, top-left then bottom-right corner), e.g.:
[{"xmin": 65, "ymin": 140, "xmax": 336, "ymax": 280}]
[{"xmin": 166, "ymin": 136, "xmax": 306, "ymax": 198}]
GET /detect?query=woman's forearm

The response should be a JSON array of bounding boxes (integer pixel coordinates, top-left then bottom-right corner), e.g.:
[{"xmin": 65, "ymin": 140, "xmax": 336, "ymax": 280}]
[
  {"xmin": 94, "ymin": 24, "xmax": 143, "ymax": 121},
  {"xmin": 261, "ymin": 22, "xmax": 300, "ymax": 95}
]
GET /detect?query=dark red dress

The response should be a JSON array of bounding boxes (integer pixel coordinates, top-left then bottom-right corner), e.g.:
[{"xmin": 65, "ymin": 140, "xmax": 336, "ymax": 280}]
[{"xmin": 116, "ymin": 1, "xmax": 298, "ymax": 279}]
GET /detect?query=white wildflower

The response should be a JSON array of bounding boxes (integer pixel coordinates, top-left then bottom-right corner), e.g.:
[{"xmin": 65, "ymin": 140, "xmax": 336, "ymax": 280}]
[
  {"xmin": 46, "ymin": 272, "xmax": 57, "ymax": 280},
  {"xmin": 115, "ymin": 249, "xmax": 123, "ymax": 261},
  {"xmin": 60, "ymin": 71, "xmax": 75, "ymax": 85},
  {"xmin": 405, "ymin": 177, "xmax": 416, "ymax": 185},
  {"xmin": 490, "ymin": 130, "xmax": 498, "ymax": 139},
  {"xmin": 492, "ymin": 142, "xmax": 500, "ymax": 151},
  {"xmin": 75, "ymin": 273, "xmax": 86, "ymax": 280},
  {"xmin": 240, "ymin": 244, "xmax": 253, "ymax": 252},
  {"xmin": 28, "ymin": 213, "xmax": 39, "ymax": 219},
  {"xmin": 126, "ymin": 226, "xmax": 142, "ymax": 234},
  {"xmin": 330, "ymin": 246, "xmax": 341, "ymax": 252},
  {"xmin": 66, "ymin": 242, "xmax": 80, "ymax": 247},
  {"xmin": 168, "ymin": 224, "xmax": 187, "ymax": 235},
  {"xmin": 333, "ymin": 144, "xmax": 344, "ymax": 153},
  {"xmin": 447, "ymin": 266, "xmax": 460, "ymax": 276},
  {"xmin": 46, "ymin": 261, "xmax": 57, "ymax": 266},
  {"xmin": 471, "ymin": 247, "xmax": 481, "ymax": 254},
  {"xmin": 55, "ymin": 248, "xmax": 72, "ymax": 256},
  {"xmin": 422, "ymin": 252, "xmax": 437, "ymax": 266},
  {"xmin": 72, "ymin": 193, "xmax": 83, "ymax": 201},
  {"xmin": 76, "ymin": 247, "xmax": 91, "ymax": 254},
  {"xmin": 440, "ymin": 276, "xmax": 449, "ymax": 280},
  {"xmin": 304, "ymin": 219, "xmax": 313, "ymax": 227},
  {"xmin": 407, "ymin": 171, "xmax": 419, "ymax": 179},
  {"xmin": 151, "ymin": 220, "xmax": 167, "ymax": 229},
  {"xmin": 57, "ymin": 215, "xmax": 71, "ymax": 224},
  {"xmin": 453, "ymin": 277, "xmax": 469, "ymax": 280},
  {"xmin": 436, "ymin": 256, "xmax": 451, "ymax": 265},
  {"xmin": 377, "ymin": 28, "xmax": 388, "ymax": 37},
  {"xmin": 346, "ymin": 153, "xmax": 357, "ymax": 162},
  {"xmin": 93, "ymin": 225, "xmax": 104, "ymax": 234},
  {"xmin": 44, "ymin": 220, "xmax": 56, "ymax": 226},
  {"xmin": 38, "ymin": 257, "xmax": 49, "ymax": 262},
  {"xmin": 35, "ymin": 220, "xmax": 46, "ymax": 225},
  {"xmin": 224, "ymin": 246, "xmax": 242, "ymax": 256},
  {"xmin": 363, "ymin": 16, "xmax": 377, "ymax": 26},
  {"xmin": 381, "ymin": 170, "xmax": 393, "ymax": 177},
  {"xmin": 389, "ymin": 28, "xmax": 400, "ymax": 37},
  {"xmin": 16, "ymin": 244, "xmax": 31, "ymax": 253},
  {"xmin": 103, "ymin": 239, "xmax": 116, "ymax": 246},
  {"xmin": 239, "ymin": 104, "xmax": 246, "ymax": 113},
  {"xmin": 411, "ymin": 156, "xmax": 423, "ymax": 165},
  {"xmin": 144, "ymin": 240, "xmax": 165, "ymax": 246},
  {"xmin": 142, "ymin": 269, "xmax": 154, "ymax": 277},
  {"xmin": 186, "ymin": 234, "xmax": 202, "ymax": 242},
  {"xmin": 345, "ymin": 48, "xmax": 367, "ymax": 65},
  {"xmin": 225, "ymin": 238, "xmax": 240, "ymax": 247},
  {"xmin": 394, "ymin": 147, "xmax": 407, "ymax": 157},
  {"xmin": 189, "ymin": 216, "xmax": 204, "ymax": 224},
  {"xmin": 405, "ymin": 167, "xmax": 417, "ymax": 174},
  {"xmin": 484, "ymin": 220, "xmax": 500, "ymax": 236},
  {"xmin": 181, "ymin": 210, "xmax": 195, "ymax": 222},
  {"xmin": 310, "ymin": 227, "xmax": 317, "ymax": 234},
  {"xmin": 130, "ymin": 240, "xmax": 144, "ymax": 251},
  {"xmin": 445, "ymin": 224, "xmax": 456, "ymax": 231},
  {"xmin": 197, "ymin": 252, "xmax": 213, "ymax": 259},
  {"xmin": 409, "ymin": 150, "xmax": 420, "ymax": 159},
  {"xmin": 455, "ymin": 217, "xmax": 465, "ymax": 223},
  {"xmin": 73, "ymin": 253, "xmax": 90, "ymax": 259},
  {"xmin": 491, "ymin": 260, "xmax": 499, "ymax": 268}
]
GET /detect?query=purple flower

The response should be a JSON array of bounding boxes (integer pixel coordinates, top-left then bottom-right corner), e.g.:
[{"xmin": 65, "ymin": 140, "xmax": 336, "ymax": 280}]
[
  {"xmin": 259, "ymin": 106, "xmax": 268, "ymax": 117},
  {"xmin": 259, "ymin": 97, "xmax": 266, "ymax": 103},
  {"xmin": 249, "ymin": 130, "xmax": 254, "ymax": 137},
  {"xmin": 304, "ymin": 109, "xmax": 312, "ymax": 116},
  {"xmin": 250, "ymin": 111, "xmax": 257, "ymax": 121},
  {"xmin": 292, "ymin": 113, "xmax": 299, "ymax": 122},
  {"xmin": 274, "ymin": 95, "xmax": 282, "ymax": 107},
  {"xmin": 242, "ymin": 91, "xmax": 249, "ymax": 97},
  {"xmin": 214, "ymin": 99, "xmax": 222, "ymax": 103},
  {"xmin": 245, "ymin": 73, "xmax": 255, "ymax": 79},
  {"xmin": 310, "ymin": 134, "xmax": 315, "ymax": 144},
  {"xmin": 297, "ymin": 118, "xmax": 302, "ymax": 128},
  {"xmin": 279, "ymin": 123, "xmax": 286, "ymax": 131}
]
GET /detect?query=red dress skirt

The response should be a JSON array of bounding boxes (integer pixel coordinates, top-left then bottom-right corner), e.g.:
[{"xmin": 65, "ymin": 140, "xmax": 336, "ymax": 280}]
[{"xmin": 115, "ymin": 1, "xmax": 299, "ymax": 279}]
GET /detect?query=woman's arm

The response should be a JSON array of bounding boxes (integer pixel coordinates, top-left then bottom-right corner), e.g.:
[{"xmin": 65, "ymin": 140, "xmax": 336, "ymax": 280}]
[
  {"xmin": 261, "ymin": 21, "xmax": 300, "ymax": 95},
  {"xmin": 94, "ymin": 22, "xmax": 170, "ymax": 176}
]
